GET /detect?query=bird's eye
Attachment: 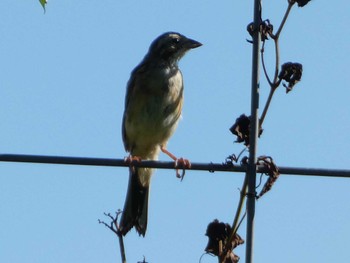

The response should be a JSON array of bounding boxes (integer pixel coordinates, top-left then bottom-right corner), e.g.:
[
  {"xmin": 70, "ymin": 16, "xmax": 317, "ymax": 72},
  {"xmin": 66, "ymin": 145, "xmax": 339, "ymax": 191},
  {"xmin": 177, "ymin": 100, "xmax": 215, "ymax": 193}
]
[{"xmin": 172, "ymin": 38, "xmax": 180, "ymax": 44}]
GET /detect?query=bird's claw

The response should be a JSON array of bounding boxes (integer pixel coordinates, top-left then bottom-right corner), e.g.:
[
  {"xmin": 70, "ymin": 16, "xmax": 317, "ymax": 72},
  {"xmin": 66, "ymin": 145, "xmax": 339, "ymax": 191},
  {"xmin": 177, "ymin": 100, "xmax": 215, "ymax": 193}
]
[
  {"xmin": 174, "ymin": 158, "xmax": 191, "ymax": 181},
  {"xmin": 124, "ymin": 155, "xmax": 142, "ymax": 173},
  {"xmin": 124, "ymin": 155, "xmax": 142, "ymax": 165}
]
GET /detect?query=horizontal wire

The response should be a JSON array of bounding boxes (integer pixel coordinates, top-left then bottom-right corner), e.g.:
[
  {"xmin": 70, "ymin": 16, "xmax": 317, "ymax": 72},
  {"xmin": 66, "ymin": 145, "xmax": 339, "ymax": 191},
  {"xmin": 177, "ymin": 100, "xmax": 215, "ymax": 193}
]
[{"xmin": 0, "ymin": 153, "xmax": 349, "ymax": 178}]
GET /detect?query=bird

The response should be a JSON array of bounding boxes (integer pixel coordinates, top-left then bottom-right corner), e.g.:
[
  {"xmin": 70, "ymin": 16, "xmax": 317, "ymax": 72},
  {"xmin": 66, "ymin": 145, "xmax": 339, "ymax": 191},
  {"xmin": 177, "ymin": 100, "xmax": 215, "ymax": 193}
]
[{"xmin": 119, "ymin": 32, "xmax": 202, "ymax": 236}]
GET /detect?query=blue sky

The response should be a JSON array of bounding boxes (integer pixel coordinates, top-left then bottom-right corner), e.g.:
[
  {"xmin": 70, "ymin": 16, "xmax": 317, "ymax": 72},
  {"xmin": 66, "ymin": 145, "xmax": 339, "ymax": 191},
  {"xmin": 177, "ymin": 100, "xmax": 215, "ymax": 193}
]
[{"xmin": 0, "ymin": 1, "xmax": 349, "ymax": 262}]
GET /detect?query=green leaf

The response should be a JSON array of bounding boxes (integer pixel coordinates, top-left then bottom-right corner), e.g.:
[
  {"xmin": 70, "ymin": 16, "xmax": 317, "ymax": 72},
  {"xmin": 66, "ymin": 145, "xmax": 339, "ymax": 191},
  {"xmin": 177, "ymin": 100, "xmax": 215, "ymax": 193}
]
[{"xmin": 39, "ymin": 0, "xmax": 47, "ymax": 12}]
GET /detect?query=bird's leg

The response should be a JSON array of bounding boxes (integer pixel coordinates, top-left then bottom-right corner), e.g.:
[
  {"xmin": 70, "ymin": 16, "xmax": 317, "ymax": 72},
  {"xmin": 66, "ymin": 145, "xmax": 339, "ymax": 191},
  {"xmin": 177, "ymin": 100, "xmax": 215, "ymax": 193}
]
[
  {"xmin": 160, "ymin": 146, "xmax": 191, "ymax": 180},
  {"xmin": 124, "ymin": 155, "xmax": 142, "ymax": 173}
]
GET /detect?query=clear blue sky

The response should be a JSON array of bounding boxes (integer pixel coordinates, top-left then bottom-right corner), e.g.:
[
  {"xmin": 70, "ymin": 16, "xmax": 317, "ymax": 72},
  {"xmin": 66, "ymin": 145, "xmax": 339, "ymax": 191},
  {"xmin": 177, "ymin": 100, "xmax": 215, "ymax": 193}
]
[{"xmin": 0, "ymin": 1, "xmax": 349, "ymax": 262}]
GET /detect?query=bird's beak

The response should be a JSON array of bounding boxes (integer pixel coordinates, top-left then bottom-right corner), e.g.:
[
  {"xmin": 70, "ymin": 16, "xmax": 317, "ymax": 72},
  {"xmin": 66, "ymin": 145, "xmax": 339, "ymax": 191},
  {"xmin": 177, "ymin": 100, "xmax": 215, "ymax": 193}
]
[{"xmin": 183, "ymin": 37, "xmax": 202, "ymax": 49}]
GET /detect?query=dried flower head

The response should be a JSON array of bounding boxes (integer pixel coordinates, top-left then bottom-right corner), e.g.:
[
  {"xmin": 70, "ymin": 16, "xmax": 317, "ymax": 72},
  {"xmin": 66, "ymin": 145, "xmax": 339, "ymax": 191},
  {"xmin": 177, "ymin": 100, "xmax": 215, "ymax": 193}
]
[
  {"xmin": 278, "ymin": 62, "xmax": 303, "ymax": 93},
  {"xmin": 260, "ymin": 19, "xmax": 274, "ymax": 41},
  {"xmin": 205, "ymin": 219, "xmax": 244, "ymax": 263},
  {"xmin": 230, "ymin": 114, "xmax": 263, "ymax": 146},
  {"xmin": 289, "ymin": 0, "xmax": 312, "ymax": 7}
]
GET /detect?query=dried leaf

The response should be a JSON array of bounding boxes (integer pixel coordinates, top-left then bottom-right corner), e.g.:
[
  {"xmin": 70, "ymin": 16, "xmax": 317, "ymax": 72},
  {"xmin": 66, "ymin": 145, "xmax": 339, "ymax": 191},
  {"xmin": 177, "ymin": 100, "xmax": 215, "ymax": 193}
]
[
  {"xmin": 278, "ymin": 62, "xmax": 303, "ymax": 93},
  {"xmin": 247, "ymin": 20, "xmax": 274, "ymax": 43},
  {"xmin": 230, "ymin": 114, "xmax": 263, "ymax": 146},
  {"xmin": 260, "ymin": 19, "xmax": 274, "ymax": 41},
  {"xmin": 295, "ymin": 0, "xmax": 312, "ymax": 7},
  {"xmin": 246, "ymin": 22, "xmax": 255, "ymax": 39},
  {"xmin": 230, "ymin": 114, "xmax": 250, "ymax": 146},
  {"xmin": 205, "ymin": 219, "xmax": 231, "ymax": 256},
  {"xmin": 205, "ymin": 219, "xmax": 244, "ymax": 263},
  {"xmin": 257, "ymin": 156, "xmax": 280, "ymax": 198}
]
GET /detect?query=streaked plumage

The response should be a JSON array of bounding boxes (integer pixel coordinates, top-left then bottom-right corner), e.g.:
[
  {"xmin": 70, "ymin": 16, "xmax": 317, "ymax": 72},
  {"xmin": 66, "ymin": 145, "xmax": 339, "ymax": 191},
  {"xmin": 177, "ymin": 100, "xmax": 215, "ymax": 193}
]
[{"xmin": 120, "ymin": 32, "xmax": 201, "ymax": 236}]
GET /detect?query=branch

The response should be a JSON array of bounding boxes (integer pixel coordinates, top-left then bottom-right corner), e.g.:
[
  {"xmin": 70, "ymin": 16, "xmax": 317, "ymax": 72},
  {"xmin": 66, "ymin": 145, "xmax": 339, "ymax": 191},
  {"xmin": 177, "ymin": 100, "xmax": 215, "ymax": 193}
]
[
  {"xmin": 273, "ymin": 2, "xmax": 294, "ymax": 40},
  {"xmin": 227, "ymin": 175, "xmax": 248, "ymax": 244},
  {"xmin": 260, "ymin": 41, "xmax": 273, "ymax": 87},
  {"xmin": 98, "ymin": 211, "xmax": 126, "ymax": 263},
  {"xmin": 259, "ymin": 2, "xmax": 294, "ymax": 126},
  {"xmin": 259, "ymin": 87, "xmax": 276, "ymax": 126}
]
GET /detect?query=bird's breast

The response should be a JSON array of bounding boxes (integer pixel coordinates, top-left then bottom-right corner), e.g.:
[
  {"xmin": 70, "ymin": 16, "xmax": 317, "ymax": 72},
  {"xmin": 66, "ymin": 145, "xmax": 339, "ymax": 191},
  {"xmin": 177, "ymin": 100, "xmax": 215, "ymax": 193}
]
[
  {"xmin": 163, "ymin": 69, "xmax": 183, "ymax": 104},
  {"xmin": 123, "ymin": 67, "xmax": 184, "ymax": 157}
]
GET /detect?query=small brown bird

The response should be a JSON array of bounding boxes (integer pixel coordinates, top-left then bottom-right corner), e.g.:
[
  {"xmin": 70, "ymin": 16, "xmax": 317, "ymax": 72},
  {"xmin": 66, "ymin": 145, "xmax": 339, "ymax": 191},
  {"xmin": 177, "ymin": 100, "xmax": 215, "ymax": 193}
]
[{"xmin": 119, "ymin": 32, "xmax": 202, "ymax": 236}]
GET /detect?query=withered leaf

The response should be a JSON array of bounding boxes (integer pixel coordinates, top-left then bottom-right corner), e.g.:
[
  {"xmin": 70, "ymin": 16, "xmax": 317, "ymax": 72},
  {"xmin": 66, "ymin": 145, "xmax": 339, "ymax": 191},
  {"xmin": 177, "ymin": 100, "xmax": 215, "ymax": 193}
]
[
  {"xmin": 205, "ymin": 219, "xmax": 244, "ymax": 263},
  {"xmin": 230, "ymin": 114, "xmax": 263, "ymax": 146},
  {"xmin": 278, "ymin": 62, "xmax": 303, "ymax": 93},
  {"xmin": 257, "ymin": 156, "xmax": 280, "ymax": 199}
]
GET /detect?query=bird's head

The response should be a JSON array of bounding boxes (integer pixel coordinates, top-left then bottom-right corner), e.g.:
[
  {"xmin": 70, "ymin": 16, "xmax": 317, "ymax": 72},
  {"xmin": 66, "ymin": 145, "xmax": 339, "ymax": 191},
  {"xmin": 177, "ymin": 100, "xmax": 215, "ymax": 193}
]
[{"xmin": 147, "ymin": 32, "xmax": 202, "ymax": 64}]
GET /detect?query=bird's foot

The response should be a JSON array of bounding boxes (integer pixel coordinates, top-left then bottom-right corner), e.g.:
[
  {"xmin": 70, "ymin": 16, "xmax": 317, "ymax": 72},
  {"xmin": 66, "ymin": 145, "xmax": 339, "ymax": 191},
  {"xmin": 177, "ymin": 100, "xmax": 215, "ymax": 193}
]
[
  {"xmin": 160, "ymin": 146, "xmax": 191, "ymax": 181},
  {"xmin": 174, "ymin": 158, "xmax": 191, "ymax": 181},
  {"xmin": 124, "ymin": 155, "xmax": 142, "ymax": 165},
  {"xmin": 124, "ymin": 155, "xmax": 142, "ymax": 173}
]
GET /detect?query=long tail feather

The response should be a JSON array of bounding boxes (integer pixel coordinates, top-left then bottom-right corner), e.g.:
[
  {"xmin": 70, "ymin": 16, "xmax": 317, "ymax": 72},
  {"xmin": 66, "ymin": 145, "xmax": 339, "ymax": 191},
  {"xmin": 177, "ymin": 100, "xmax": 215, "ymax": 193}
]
[{"xmin": 119, "ymin": 167, "xmax": 149, "ymax": 236}]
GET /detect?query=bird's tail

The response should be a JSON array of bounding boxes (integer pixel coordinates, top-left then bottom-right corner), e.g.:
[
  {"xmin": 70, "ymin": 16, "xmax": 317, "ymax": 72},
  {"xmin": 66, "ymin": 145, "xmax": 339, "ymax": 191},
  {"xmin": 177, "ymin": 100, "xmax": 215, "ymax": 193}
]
[{"xmin": 119, "ymin": 167, "xmax": 149, "ymax": 236}]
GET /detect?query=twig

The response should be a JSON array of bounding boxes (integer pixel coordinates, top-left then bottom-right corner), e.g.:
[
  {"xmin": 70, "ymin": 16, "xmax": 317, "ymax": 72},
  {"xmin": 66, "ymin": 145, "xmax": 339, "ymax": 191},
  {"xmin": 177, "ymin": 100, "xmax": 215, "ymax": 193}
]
[
  {"xmin": 199, "ymin": 252, "xmax": 215, "ymax": 263},
  {"xmin": 236, "ymin": 147, "xmax": 248, "ymax": 162},
  {"xmin": 259, "ymin": 87, "xmax": 276, "ymax": 126},
  {"xmin": 272, "ymin": 38, "xmax": 280, "ymax": 85},
  {"xmin": 273, "ymin": 2, "xmax": 294, "ymax": 39},
  {"xmin": 259, "ymin": 2, "xmax": 294, "ymax": 126},
  {"xmin": 260, "ymin": 41, "xmax": 273, "ymax": 87},
  {"xmin": 118, "ymin": 233, "xmax": 127, "ymax": 263},
  {"xmin": 98, "ymin": 211, "xmax": 127, "ymax": 263},
  {"xmin": 224, "ymin": 174, "xmax": 248, "ymax": 256}
]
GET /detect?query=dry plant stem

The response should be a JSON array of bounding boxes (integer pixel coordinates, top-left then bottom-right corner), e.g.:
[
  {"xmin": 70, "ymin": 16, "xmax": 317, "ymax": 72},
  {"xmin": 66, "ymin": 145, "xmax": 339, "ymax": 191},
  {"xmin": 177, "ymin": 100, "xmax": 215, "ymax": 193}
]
[
  {"xmin": 218, "ymin": 240, "xmax": 223, "ymax": 263},
  {"xmin": 225, "ymin": 174, "xmax": 248, "ymax": 253},
  {"xmin": 118, "ymin": 234, "xmax": 127, "ymax": 263},
  {"xmin": 100, "ymin": 212, "xmax": 127, "ymax": 263},
  {"xmin": 260, "ymin": 2, "xmax": 294, "ymax": 126},
  {"xmin": 259, "ymin": 87, "xmax": 276, "ymax": 126},
  {"xmin": 271, "ymin": 1, "xmax": 294, "ymax": 81},
  {"xmin": 272, "ymin": 38, "xmax": 280, "ymax": 84},
  {"xmin": 261, "ymin": 41, "xmax": 273, "ymax": 87},
  {"xmin": 114, "ymin": 214, "xmax": 127, "ymax": 263},
  {"xmin": 260, "ymin": 40, "xmax": 277, "ymax": 125},
  {"xmin": 274, "ymin": 2, "xmax": 294, "ymax": 39}
]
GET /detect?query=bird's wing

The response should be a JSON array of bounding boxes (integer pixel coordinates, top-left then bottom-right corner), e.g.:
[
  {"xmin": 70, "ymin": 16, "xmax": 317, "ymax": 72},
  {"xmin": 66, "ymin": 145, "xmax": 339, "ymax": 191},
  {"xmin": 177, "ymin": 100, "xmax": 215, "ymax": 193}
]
[{"xmin": 122, "ymin": 63, "xmax": 147, "ymax": 152}]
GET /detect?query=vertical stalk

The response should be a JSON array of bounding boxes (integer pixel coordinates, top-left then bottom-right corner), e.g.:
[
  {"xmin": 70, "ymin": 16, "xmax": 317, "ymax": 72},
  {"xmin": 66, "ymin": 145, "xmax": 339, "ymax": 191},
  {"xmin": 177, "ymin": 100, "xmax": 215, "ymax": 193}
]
[
  {"xmin": 118, "ymin": 234, "xmax": 127, "ymax": 263},
  {"xmin": 246, "ymin": 0, "xmax": 261, "ymax": 262}
]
